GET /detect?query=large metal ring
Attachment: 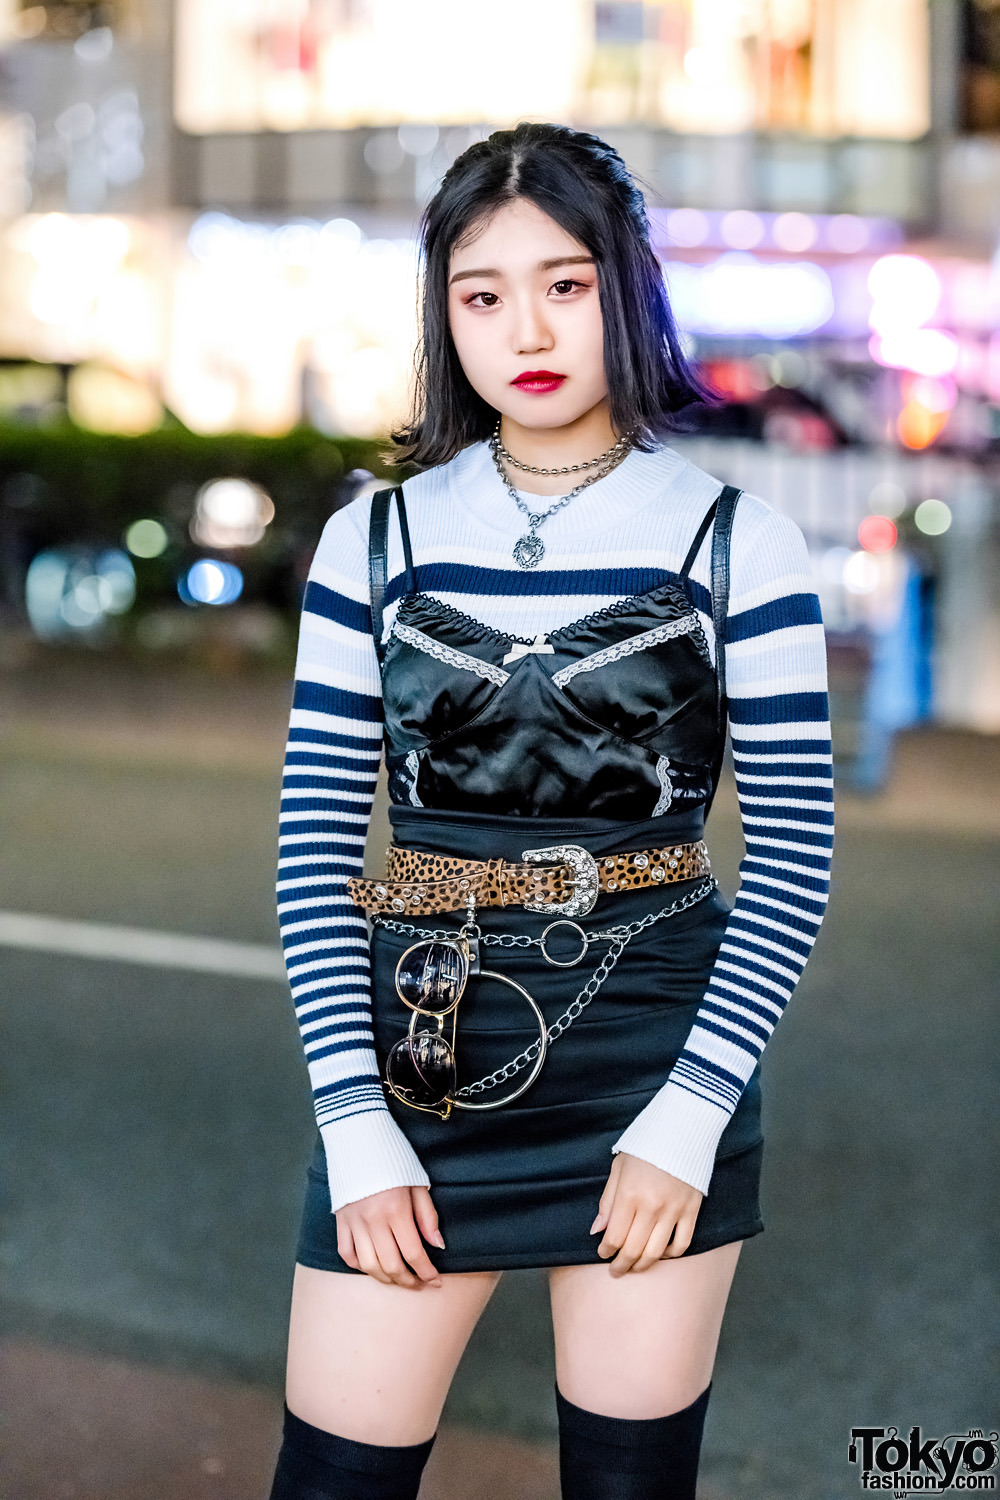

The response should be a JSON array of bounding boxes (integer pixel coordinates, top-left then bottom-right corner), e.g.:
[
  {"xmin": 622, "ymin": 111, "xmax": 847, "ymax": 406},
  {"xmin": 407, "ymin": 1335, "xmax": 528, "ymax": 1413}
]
[
  {"xmin": 452, "ymin": 969, "xmax": 548, "ymax": 1112},
  {"xmin": 539, "ymin": 919, "xmax": 589, "ymax": 968}
]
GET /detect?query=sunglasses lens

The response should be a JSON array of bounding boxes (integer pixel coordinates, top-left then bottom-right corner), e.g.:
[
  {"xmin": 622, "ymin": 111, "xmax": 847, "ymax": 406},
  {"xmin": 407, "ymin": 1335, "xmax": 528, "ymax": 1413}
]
[
  {"xmin": 386, "ymin": 1032, "xmax": 456, "ymax": 1108},
  {"xmin": 396, "ymin": 940, "xmax": 468, "ymax": 1014}
]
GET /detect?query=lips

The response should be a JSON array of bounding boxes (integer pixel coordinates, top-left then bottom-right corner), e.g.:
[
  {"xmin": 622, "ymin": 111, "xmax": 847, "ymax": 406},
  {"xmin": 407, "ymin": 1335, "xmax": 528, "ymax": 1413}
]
[{"xmin": 511, "ymin": 370, "xmax": 567, "ymax": 393}]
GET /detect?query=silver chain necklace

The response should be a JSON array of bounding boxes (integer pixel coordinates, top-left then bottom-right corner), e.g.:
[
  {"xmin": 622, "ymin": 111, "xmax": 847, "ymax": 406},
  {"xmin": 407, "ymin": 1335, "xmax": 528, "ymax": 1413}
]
[
  {"xmin": 495, "ymin": 426, "xmax": 633, "ymax": 476},
  {"xmin": 489, "ymin": 420, "xmax": 634, "ymax": 570}
]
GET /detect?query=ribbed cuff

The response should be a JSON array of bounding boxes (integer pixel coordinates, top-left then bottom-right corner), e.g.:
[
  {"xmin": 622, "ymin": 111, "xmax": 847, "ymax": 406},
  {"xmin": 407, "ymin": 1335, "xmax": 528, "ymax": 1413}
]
[
  {"xmin": 611, "ymin": 1081, "xmax": 732, "ymax": 1197},
  {"xmin": 320, "ymin": 1110, "xmax": 431, "ymax": 1213}
]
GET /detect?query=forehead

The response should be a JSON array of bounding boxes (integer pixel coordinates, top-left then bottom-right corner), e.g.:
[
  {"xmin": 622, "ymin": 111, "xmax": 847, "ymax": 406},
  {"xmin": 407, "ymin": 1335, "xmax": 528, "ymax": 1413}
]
[{"xmin": 449, "ymin": 198, "xmax": 590, "ymax": 271}]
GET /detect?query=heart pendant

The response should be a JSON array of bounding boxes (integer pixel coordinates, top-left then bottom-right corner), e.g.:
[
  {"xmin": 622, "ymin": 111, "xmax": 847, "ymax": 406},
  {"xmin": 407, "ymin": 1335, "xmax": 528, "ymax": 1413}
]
[{"xmin": 513, "ymin": 532, "xmax": 545, "ymax": 569}]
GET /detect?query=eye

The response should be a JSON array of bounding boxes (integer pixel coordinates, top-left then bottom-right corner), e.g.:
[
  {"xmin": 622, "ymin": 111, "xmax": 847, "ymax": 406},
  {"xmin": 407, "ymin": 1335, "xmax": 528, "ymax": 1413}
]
[
  {"xmin": 466, "ymin": 290, "xmax": 500, "ymax": 308},
  {"xmin": 551, "ymin": 279, "xmax": 585, "ymax": 296}
]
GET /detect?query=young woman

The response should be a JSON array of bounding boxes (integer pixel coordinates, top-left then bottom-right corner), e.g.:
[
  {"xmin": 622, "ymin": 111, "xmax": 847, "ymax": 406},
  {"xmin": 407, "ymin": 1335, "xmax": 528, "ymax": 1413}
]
[{"xmin": 269, "ymin": 122, "xmax": 833, "ymax": 1499}]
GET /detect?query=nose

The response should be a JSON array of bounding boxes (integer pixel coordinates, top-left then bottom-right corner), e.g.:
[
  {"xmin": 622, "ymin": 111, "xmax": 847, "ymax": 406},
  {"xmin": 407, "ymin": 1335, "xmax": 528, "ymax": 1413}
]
[{"xmin": 511, "ymin": 294, "xmax": 554, "ymax": 357}]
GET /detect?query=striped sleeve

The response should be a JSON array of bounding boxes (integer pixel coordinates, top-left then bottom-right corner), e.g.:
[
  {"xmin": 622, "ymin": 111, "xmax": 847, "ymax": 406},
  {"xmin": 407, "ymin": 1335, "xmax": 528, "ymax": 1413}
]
[
  {"xmin": 276, "ymin": 500, "xmax": 430, "ymax": 1213},
  {"xmin": 611, "ymin": 506, "xmax": 834, "ymax": 1196}
]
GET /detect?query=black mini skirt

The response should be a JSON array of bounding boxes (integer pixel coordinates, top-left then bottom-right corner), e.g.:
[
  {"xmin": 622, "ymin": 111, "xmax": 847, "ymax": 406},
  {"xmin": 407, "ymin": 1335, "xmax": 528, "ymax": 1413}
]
[{"xmin": 296, "ymin": 807, "xmax": 764, "ymax": 1275}]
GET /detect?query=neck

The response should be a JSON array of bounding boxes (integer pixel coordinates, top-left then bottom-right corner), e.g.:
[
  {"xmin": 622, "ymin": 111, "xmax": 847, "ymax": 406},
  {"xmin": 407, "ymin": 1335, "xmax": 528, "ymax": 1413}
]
[{"xmin": 497, "ymin": 402, "xmax": 620, "ymax": 496}]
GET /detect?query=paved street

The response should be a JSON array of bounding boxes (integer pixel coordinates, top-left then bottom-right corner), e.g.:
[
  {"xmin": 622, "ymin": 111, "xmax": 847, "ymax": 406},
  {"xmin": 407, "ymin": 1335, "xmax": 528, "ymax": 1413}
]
[{"xmin": 1, "ymin": 654, "xmax": 997, "ymax": 1500}]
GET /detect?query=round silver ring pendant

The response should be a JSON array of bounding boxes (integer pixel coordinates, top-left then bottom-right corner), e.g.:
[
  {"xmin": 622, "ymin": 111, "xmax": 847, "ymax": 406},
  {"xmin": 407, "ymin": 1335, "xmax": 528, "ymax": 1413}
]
[
  {"xmin": 452, "ymin": 969, "xmax": 548, "ymax": 1111},
  {"xmin": 539, "ymin": 919, "xmax": 589, "ymax": 968}
]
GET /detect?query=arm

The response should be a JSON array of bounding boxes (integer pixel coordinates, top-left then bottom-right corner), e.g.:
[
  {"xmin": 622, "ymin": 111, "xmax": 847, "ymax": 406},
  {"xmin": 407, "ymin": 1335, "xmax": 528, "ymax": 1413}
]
[
  {"xmin": 610, "ymin": 503, "xmax": 834, "ymax": 1196},
  {"xmin": 276, "ymin": 499, "xmax": 431, "ymax": 1214}
]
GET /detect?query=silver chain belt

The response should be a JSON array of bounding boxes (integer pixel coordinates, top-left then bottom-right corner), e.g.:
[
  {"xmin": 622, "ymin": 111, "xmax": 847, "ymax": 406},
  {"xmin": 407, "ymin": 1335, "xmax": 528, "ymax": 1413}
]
[{"xmin": 372, "ymin": 877, "xmax": 717, "ymax": 1099}]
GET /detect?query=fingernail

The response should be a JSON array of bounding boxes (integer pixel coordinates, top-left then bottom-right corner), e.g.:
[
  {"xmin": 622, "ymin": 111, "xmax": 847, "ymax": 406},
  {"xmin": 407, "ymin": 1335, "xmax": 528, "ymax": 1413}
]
[
  {"xmin": 430, "ymin": 1278, "xmax": 443, "ymax": 1288},
  {"xmin": 589, "ymin": 1216, "xmax": 604, "ymax": 1234},
  {"xmin": 432, "ymin": 1230, "xmax": 446, "ymax": 1248}
]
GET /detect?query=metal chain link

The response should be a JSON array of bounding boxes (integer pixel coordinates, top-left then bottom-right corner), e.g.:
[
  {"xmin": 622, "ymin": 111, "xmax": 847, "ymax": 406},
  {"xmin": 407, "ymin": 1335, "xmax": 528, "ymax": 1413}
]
[{"xmin": 373, "ymin": 878, "xmax": 717, "ymax": 1100}]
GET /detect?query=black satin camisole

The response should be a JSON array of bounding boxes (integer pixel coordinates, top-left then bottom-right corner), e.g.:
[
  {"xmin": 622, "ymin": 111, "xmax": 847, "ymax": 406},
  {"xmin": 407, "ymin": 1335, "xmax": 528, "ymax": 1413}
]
[{"xmin": 378, "ymin": 490, "xmax": 727, "ymax": 823}]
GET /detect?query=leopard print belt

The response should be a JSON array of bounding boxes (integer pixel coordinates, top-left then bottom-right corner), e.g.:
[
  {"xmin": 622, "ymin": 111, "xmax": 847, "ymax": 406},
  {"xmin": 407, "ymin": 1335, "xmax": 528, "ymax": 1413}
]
[{"xmin": 346, "ymin": 839, "xmax": 711, "ymax": 920}]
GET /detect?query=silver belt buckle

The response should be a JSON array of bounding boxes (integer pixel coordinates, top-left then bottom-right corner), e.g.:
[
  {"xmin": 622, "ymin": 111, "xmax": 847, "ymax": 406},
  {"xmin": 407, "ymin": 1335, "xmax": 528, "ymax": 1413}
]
[{"xmin": 520, "ymin": 844, "xmax": 600, "ymax": 918}]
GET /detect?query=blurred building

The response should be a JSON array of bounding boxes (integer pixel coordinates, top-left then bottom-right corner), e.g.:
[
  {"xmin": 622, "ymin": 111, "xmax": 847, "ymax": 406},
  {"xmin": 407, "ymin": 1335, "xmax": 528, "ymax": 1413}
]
[{"xmin": 0, "ymin": 0, "xmax": 998, "ymax": 740}]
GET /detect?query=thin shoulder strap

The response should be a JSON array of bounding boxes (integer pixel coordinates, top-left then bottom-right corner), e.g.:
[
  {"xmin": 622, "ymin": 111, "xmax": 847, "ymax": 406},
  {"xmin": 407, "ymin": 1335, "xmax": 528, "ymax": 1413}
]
[
  {"xmin": 678, "ymin": 496, "xmax": 719, "ymax": 579},
  {"xmin": 368, "ymin": 484, "xmax": 414, "ymax": 668},
  {"xmin": 394, "ymin": 486, "xmax": 415, "ymax": 596},
  {"xmin": 704, "ymin": 483, "xmax": 742, "ymax": 818}
]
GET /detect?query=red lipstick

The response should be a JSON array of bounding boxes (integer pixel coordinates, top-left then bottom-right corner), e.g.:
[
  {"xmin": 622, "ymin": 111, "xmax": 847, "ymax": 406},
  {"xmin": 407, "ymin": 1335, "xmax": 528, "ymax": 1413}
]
[{"xmin": 510, "ymin": 370, "xmax": 567, "ymax": 393}]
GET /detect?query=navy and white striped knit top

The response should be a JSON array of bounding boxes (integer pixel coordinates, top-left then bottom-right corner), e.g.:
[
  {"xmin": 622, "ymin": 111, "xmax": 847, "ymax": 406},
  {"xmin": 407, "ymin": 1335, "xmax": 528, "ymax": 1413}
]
[{"xmin": 277, "ymin": 437, "xmax": 834, "ymax": 1213}]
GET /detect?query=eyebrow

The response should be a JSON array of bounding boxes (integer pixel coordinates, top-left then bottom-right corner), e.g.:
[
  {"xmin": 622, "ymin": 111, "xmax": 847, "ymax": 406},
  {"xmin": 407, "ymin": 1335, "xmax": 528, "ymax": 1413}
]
[{"xmin": 448, "ymin": 254, "xmax": 595, "ymax": 286}]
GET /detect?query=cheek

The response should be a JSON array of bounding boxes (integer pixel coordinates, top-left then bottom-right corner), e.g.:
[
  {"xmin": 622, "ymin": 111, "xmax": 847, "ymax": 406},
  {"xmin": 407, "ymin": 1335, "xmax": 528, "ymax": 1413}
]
[
  {"xmin": 449, "ymin": 309, "xmax": 497, "ymax": 382},
  {"xmin": 565, "ymin": 300, "xmax": 607, "ymax": 384}
]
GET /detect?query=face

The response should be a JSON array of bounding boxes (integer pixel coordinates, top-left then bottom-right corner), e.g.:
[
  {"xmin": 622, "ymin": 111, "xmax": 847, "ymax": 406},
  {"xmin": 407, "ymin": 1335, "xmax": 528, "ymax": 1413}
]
[{"xmin": 447, "ymin": 196, "xmax": 608, "ymax": 434}]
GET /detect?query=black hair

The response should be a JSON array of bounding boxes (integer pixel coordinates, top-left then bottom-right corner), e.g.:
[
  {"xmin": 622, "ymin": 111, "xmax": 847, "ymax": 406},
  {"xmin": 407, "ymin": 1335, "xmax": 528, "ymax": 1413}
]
[{"xmin": 390, "ymin": 120, "xmax": 712, "ymax": 470}]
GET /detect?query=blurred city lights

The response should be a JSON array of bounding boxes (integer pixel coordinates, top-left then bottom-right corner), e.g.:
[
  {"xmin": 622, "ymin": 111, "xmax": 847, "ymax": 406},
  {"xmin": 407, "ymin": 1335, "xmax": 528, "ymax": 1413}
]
[
  {"xmin": 868, "ymin": 254, "xmax": 941, "ymax": 331},
  {"xmin": 909, "ymin": 375, "xmax": 957, "ymax": 412},
  {"xmin": 872, "ymin": 329, "xmax": 959, "ymax": 378},
  {"xmin": 914, "ymin": 499, "xmax": 953, "ymax": 535},
  {"xmin": 868, "ymin": 481, "xmax": 907, "ymax": 517},
  {"xmin": 190, "ymin": 479, "xmax": 275, "ymax": 548},
  {"xmin": 665, "ymin": 255, "xmax": 834, "ymax": 337},
  {"xmin": 897, "ymin": 400, "xmax": 949, "ymax": 449},
  {"xmin": 125, "ymin": 519, "xmax": 169, "ymax": 558},
  {"xmin": 25, "ymin": 547, "xmax": 136, "ymax": 638},
  {"xmin": 843, "ymin": 551, "xmax": 880, "ymax": 594},
  {"xmin": 820, "ymin": 545, "xmax": 853, "ymax": 583},
  {"xmin": 720, "ymin": 211, "xmax": 764, "ymax": 250},
  {"xmin": 666, "ymin": 208, "xmax": 710, "ymax": 248},
  {"xmin": 180, "ymin": 559, "xmax": 244, "ymax": 606},
  {"xmin": 772, "ymin": 213, "xmax": 817, "ymax": 252},
  {"xmin": 826, "ymin": 215, "xmax": 870, "ymax": 253},
  {"xmin": 858, "ymin": 515, "xmax": 898, "ymax": 552}
]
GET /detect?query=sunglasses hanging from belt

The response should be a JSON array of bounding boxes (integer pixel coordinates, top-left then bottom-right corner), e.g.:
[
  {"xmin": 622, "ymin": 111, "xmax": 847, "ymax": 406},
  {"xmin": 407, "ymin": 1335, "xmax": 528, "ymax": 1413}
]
[{"xmin": 384, "ymin": 902, "xmax": 548, "ymax": 1119}]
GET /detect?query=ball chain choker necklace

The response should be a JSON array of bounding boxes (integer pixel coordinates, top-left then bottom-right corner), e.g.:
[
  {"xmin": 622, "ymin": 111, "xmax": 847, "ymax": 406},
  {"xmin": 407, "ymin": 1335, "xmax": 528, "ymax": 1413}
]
[{"xmin": 489, "ymin": 419, "xmax": 634, "ymax": 569}]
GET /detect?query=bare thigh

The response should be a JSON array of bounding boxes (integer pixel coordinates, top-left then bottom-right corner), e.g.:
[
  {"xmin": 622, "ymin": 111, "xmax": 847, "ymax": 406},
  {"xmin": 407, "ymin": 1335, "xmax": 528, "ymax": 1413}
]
[
  {"xmin": 284, "ymin": 1261, "xmax": 502, "ymax": 1445},
  {"xmin": 548, "ymin": 1239, "xmax": 744, "ymax": 1418}
]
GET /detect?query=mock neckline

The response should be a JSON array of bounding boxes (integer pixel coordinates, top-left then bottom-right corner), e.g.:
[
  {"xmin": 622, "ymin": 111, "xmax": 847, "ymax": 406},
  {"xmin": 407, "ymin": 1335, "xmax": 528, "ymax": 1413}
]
[{"xmin": 447, "ymin": 439, "xmax": 689, "ymax": 542}]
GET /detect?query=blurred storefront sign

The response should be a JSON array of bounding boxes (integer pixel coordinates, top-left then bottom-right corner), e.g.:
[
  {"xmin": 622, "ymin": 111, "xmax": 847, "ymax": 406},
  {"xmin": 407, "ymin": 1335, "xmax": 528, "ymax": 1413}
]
[{"xmin": 173, "ymin": 0, "xmax": 929, "ymax": 140}]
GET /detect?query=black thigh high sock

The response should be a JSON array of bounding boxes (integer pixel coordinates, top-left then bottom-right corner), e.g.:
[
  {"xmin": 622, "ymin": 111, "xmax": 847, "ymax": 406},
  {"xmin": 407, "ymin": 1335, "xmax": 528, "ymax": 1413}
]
[
  {"xmin": 268, "ymin": 1401, "xmax": 436, "ymax": 1500},
  {"xmin": 556, "ymin": 1381, "xmax": 713, "ymax": 1500}
]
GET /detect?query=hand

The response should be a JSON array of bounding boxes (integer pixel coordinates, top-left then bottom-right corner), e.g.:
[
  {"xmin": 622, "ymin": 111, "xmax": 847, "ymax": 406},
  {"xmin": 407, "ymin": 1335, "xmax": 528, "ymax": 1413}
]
[
  {"xmin": 590, "ymin": 1152, "xmax": 703, "ymax": 1274},
  {"xmin": 336, "ymin": 1185, "xmax": 445, "ymax": 1289}
]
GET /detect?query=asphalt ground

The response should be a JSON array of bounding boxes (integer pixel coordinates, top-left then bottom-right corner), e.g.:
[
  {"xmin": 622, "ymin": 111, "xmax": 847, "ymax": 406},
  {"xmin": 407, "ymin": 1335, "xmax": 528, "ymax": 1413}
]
[{"xmin": 0, "ymin": 654, "xmax": 997, "ymax": 1499}]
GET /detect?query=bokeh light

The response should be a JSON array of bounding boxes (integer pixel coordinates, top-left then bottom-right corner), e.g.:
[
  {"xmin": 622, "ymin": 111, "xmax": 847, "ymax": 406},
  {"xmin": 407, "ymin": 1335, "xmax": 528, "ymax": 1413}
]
[
  {"xmin": 897, "ymin": 400, "xmax": 949, "ymax": 449},
  {"xmin": 125, "ymin": 519, "xmax": 169, "ymax": 558},
  {"xmin": 180, "ymin": 559, "xmax": 244, "ymax": 606},
  {"xmin": 190, "ymin": 479, "xmax": 275, "ymax": 549},
  {"xmin": 858, "ymin": 515, "xmax": 898, "ymax": 553},
  {"xmin": 868, "ymin": 481, "xmax": 907, "ymax": 517},
  {"xmin": 843, "ymin": 551, "xmax": 880, "ymax": 594},
  {"xmin": 25, "ymin": 547, "xmax": 136, "ymax": 638},
  {"xmin": 868, "ymin": 254, "xmax": 941, "ymax": 332},
  {"xmin": 914, "ymin": 499, "xmax": 953, "ymax": 535}
]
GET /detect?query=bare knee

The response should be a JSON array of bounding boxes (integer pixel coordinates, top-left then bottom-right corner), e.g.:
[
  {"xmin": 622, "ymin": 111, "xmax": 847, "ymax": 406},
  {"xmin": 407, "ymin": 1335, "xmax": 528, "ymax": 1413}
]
[{"xmin": 285, "ymin": 1262, "xmax": 501, "ymax": 1444}]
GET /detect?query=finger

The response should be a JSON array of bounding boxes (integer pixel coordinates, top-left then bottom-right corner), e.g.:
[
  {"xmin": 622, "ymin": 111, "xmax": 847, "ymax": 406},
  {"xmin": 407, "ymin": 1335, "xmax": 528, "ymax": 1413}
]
[
  {"xmin": 597, "ymin": 1197, "xmax": 635, "ymax": 1260},
  {"xmin": 591, "ymin": 1155, "xmax": 623, "ymax": 1234},
  {"xmin": 393, "ymin": 1220, "xmax": 444, "ymax": 1286},
  {"xmin": 369, "ymin": 1223, "xmax": 422, "ymax": 1289},
  {"xmin": 663, "ymin": 1208, "xmax": 699, "ymax": 1258},
  {"xmin": 335, "ymin": 1217, "xmax": 361, "ymax": 1270},
  {"xmin": 351, "ymin": 1227, "xmax": 394, "ymax": 1285},
  {"xmin": 630, "ymin": 1218, "xmax": 677, "ymax": 1273},
  {"xmin": 609, "ymin": 1211, "xmax": 657, "ymax": 1276},
  {"xmin": 410, "ymin": 1187, "xmax": 446, "ymax": 1249}
]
